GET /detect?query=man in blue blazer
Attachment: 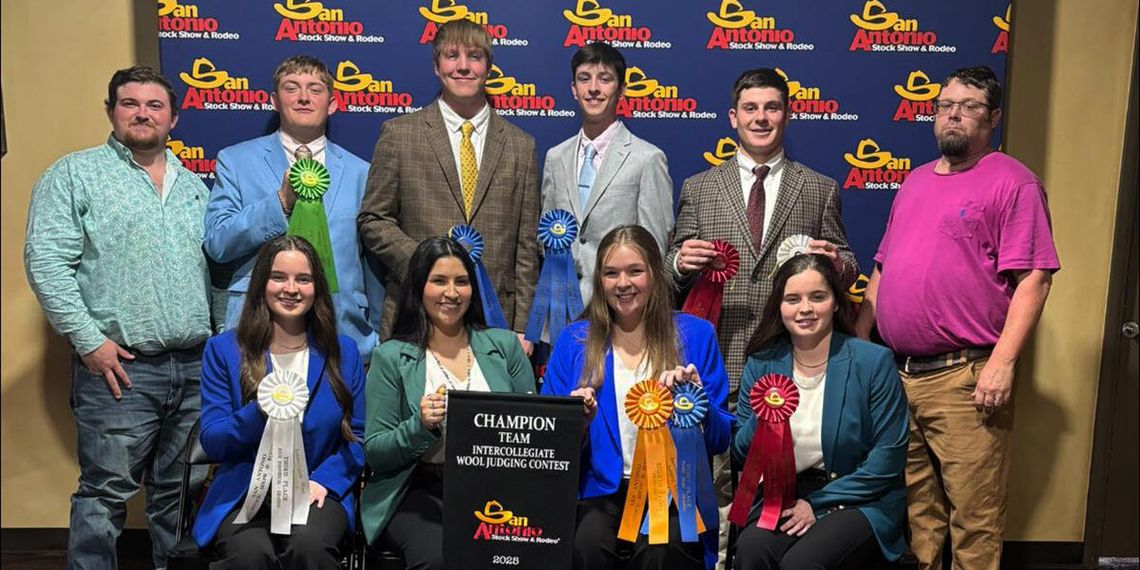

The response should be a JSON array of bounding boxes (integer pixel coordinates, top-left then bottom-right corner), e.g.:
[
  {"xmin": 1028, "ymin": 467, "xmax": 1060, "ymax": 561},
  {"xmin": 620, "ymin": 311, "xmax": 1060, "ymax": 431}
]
[{"xmin": 204, "ymin": 55, "xmax": 383, "ymax": 361}]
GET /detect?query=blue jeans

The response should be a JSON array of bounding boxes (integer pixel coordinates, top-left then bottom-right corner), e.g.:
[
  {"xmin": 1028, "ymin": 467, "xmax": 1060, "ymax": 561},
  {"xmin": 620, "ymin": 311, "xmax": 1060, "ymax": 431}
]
[{"xmin": 68, "ymin": 345, "xmax": 203, "ymax": 570}]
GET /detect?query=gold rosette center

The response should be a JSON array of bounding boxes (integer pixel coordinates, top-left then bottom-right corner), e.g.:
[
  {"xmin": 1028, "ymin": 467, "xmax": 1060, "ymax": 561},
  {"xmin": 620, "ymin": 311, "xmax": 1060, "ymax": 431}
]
[
  {"xmin": 271, "ymin": 385, "xmax": 294, "ymax": 406},
  {"xmin": 624, "ymin": 380, "xmax": 673, "ymax": 429}
]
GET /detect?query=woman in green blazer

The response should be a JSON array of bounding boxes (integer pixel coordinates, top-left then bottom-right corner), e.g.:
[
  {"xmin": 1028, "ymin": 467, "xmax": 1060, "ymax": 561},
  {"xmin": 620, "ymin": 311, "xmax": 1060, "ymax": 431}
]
[{"xmin": 361, "ymin": 237, "xmax": 536, "ymax": 569}]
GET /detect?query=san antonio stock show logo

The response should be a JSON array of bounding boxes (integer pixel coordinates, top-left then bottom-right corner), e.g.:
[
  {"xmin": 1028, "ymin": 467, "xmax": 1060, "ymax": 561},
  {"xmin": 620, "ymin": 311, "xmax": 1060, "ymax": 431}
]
[
  {"xmin": 562, "ymin": 0, "xmax": 671, "ymax": 49},
  {"xmin": 418, "ymin": 0, "xmax": 528, "ymax": 46},
  {"xmin": 333, "ymin": 61, "xmax": 418, "ymax": 114},
  {"xmin": 157, "ymin": 0, "xmax": 239, "ymax": 40},
  {"xmin": 485, "ymin": 65, "xmax": 574, "ymax": 118},
  {"xmin": 617, "ymin": 66, "xmax": 716, "ymax": 120},
  {"xmin": 273, "ymin": 0, "xmax": 384, "ymax": 43},
  {"xmin": 777, "ymin": 69, "xmax": 856, "ymax": 122},
  {"xmin": 179, "ymin": 58, "xmax": 273, "ymax": 111},
  {"xmin": 166, "ymin": 139, "xmax": 215, "ymax": 181},
  {"xmin": 891, "ymin": 70, "xmax": 940, "ymax": 122},
  {"xmin": 848, "ymin": 0, "xmax": 957, "ymax": 53},
  {"xmin": 705, "ymin": 0, "xmax": 813, "ymax": 51},
  {"xmin": 843, "ymin": 139, "xmax": 912, "ymax": 190},
  {"xmin": 471, "ymin": 500, "xmax": 559, "ymax": 545}
]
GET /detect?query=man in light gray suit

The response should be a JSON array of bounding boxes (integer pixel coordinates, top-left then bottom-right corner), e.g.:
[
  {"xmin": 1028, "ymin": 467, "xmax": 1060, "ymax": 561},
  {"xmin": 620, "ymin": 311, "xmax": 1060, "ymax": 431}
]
[{"xmin": 541, "ymin": 42, "xmax": 673, "ymax": 301}]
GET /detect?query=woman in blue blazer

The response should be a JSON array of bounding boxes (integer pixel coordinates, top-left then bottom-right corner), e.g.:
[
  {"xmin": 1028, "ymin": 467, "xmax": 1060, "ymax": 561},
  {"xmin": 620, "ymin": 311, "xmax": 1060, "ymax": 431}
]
[
  {"xmin": 732, "ymin": 254, "xmax": 908, "ymax": 569},
  {"xmin": 362, "ymin": 237, "xmax": 536, "ymax": 570},
  {"xmin": 194, "ymin": 235, "xmax": 365, "ymax": 569},
  {"xmin": 542, "ymin": 225, "xmax": 732, "ymax": 570}
]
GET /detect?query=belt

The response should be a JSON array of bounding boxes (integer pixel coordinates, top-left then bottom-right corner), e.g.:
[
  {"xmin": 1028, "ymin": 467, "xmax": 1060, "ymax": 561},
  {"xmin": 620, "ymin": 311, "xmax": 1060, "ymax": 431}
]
[{"xmin": 896, "ymin": 347, "xmax": 992, "ymax": 375}]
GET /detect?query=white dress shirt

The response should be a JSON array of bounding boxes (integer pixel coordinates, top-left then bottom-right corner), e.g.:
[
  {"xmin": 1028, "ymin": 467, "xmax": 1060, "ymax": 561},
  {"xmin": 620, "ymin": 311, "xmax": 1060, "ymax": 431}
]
[
  {"xmin": 612, "ymin": 351, "xmax": 649, "ymax": 477},
  {"xmin": 735, "ymin": 150, "xmax": 786, "ymax": 237},
  {"xmin": 279, "ymin": 130, "xmax": 328, "ymax": 166},
  {"xmin": 789, "ymin": 369, "xmax": 826, "ymax": 473},
  {"xmin": 438, "ymin": 98, "xmax": 491, "ymax": 172},
  {"xmin": 575, "ymin": 120, "xmax": 622, "ymax": 186}
]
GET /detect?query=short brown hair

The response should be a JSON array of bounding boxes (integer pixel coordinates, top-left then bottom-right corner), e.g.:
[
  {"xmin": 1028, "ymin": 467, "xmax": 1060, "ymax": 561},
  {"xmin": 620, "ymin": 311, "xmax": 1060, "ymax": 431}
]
[
  {"xmin": 104, "ymin": 66, "xmax": 179, "ymax": 116},
  {"xmin": 272, "ymin": 55, "xmax": 333, "ymax": 93},
  {"xmin": 431, "ymin": 19, "xmax": 493, "ymax": 68}
]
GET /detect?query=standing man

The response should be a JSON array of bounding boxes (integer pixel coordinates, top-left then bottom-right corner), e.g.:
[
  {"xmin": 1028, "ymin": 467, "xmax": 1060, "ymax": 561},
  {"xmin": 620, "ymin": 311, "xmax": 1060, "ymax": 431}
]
[
  {"xmin": 667, "ymin": 68, "xmax": 857, "ymax": 567},
  {"xmin": 856, "ymin": 66, "xmax": 1059, "ymax": 570},
  {"xmin": 204, "ymin": 55, "xmax": 382, "ymax": 361},
  {"xmin": 24, "ymin": 66, "xmax": 210, "ymax": 569},
  {"xmin": 358, "ymin": 19, "xmax": 540, "ymax": 349},
  {"xmin": 542, "ymin": 42, "xmax": 674, "ymax": 300}
]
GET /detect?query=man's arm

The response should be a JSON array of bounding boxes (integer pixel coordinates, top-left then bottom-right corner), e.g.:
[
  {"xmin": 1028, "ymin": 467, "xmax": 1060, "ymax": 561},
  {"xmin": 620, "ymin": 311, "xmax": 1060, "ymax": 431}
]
[
  {"xmin": 666, "ymin": 176, "xmax": 702, "ymax": 284},
  {"xmin": 511, "ymin": 142, "xmax": 541, "ymax": 333},
  {"xmin": 358, "ymin": 121, "xmax": 419, "ymax": 284},
  {"xmin": 637, "ymin": 148, "xmax": 674, "ymax": 255},
  {"xmin": 203, "ymin": 149, "xmax": 288, "ymax": 263},
  {"xmin": 819, "ymin": 181, "xmax": 859, "ymax": 287},
  {"xmin": 974, "ymin": 269, "xmax": 1053, "ymax": 410},
  {"xmin": 854, "ymin": 265, "xmax": 881, "ymax": 340}
]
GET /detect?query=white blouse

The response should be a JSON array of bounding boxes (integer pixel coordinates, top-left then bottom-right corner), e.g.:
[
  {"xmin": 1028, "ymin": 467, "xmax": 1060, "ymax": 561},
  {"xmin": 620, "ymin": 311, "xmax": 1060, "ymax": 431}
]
[
  {"xmin": 789, "ymin": 370, "xmax": 826, "ymax": 473},
  {"xmin": 612, "ymin": 351, "xmax": 650, "ymax": 477},
  {"xmin": 421, "ymin": 351, "xmax": 490, "ymax": 465}
]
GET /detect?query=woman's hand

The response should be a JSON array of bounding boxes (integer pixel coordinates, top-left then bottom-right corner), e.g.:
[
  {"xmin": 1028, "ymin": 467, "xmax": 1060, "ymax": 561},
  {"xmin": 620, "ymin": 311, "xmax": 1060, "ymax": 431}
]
[
  {"xmin": 658, "ymin": 363, "xmax": 702, "ymax": 389},
  {"xmin": 779, "ymin": 499, "xmax": 816, "ymax": 536},
  {"xmin": 569, "ymin": 387, "xmax": 598, "ymax": 423},
  {"xmin": 309, "ymin": 481, "xmax": 328, "ymax": 508},
  {"xmin": 420, "ymin": 391, "xmax": 447, "ymax": 430}
]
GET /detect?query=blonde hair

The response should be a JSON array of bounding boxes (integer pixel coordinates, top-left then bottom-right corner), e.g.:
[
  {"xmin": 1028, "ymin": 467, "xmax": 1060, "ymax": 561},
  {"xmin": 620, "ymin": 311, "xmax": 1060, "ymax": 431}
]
[
  {"xmin": 431, "ymin": 19, "xmax": 493, "ymax": 68},
  {"xmin": 272, "ymin": 55, "xmax": 333, "ymax": 93},
  {"xmin": 580, "ymin": 226, "xmax": 679, "ymax": 388}
]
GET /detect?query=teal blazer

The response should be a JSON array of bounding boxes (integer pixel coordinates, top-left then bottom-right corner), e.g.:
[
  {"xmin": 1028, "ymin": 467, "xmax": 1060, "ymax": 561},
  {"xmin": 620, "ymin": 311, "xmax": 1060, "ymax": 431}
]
[
  {"xmin": 360, "ymin": 327, "xmax": 536, "ymax": 543},
  {"xmin": 732, "ymin": 333, "xmax": 909, "ymax": 561}
]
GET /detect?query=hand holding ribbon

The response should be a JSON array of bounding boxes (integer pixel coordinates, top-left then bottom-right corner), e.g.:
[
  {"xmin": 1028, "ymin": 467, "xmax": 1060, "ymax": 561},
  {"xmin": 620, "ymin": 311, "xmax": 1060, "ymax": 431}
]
[
  {"xmin": 524, "ymin": 210, "xmax": 584, "ymax": 345},
  {"xmin": 286, "ymin": 158, "xmax": 338, "ymax": 292},
  {"xmin": 234, "ymin": 369, "xmax": 311, "ymax": 534},
  {"xmin": 729, "ymin": 374, "xmax": 799, "ymax": 530},
  {"xmin": 680, "ymin": 240, "xmax": 739, "ymax": 329},
  {"xmin": 449, "ymin": 225, "xmax": 509, "ymax": 329}
]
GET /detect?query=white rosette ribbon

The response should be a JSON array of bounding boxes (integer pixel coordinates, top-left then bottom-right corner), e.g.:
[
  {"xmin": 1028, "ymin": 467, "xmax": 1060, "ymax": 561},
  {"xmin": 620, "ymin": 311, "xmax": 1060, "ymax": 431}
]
[
  {"xmin": 233, "ymin": 369, "xmax": 311, "ymax": 534},
  {"xmin": 775, "ymin": 234, "xmax": 814, "ymax": 269}
]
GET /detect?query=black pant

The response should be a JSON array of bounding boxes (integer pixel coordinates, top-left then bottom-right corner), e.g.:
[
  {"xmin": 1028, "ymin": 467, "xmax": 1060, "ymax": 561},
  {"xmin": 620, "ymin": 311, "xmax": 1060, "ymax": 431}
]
[
  {"xmin": 212, "ymin": 499, "xmax": 347, "ymax": 569},
  {"xmin": 574, "ymin": 481, "xmax": 705, "ymax": 570},
  {"xmin": 377, "ymin": 471, "xmax": 445, "ymax": 570}
]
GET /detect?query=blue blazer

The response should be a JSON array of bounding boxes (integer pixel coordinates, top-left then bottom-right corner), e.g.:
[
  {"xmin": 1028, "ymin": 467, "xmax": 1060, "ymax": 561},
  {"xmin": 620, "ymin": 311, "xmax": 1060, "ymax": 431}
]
[
  {"xmin": 541, "ymin": 313, "xmax": 733, "ymax": 498},
  {"xmin": 193, "ymin": 331, "xmax": 366, "ymax": 547},
  {"xmin": 203, "ymin": 133, "xmax": 384, "ymax": 361},
  {"xmin": 732, "ymin": 333, "xmax": 908, "ymax": 561},
  {"xmin": 361, "ymin": 327, "xmax": 537, "ymax": 543}
]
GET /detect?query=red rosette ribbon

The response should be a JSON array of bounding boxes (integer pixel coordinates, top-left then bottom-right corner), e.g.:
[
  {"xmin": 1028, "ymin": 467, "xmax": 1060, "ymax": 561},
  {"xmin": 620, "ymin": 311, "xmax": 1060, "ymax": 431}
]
[
  {"xmin": 728, "ymin": 374, "xmax": 800, "ymax": 530},
  {"xmin": 680, "ymin": 240, "xmax": 739, "ymax": 329}
]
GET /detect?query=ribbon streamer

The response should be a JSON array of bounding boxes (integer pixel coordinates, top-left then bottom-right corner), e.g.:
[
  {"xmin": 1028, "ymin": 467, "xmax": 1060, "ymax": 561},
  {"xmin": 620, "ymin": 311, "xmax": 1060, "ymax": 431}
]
[
  {"xmin": 681, "ymin": 240, "xmax": 739, "ymax": 329},
  {"xmin": 728, "ymin": 374, "xmax": 799, "ymax": 530},
  {"xmin": 618, "ymin": 380, "xmax": 675, "ymax": 545},
  {"xmin": 286, "ymin": 158, "xmax": 338, "ymax": 293},
  {"xmin": 668, "ymin": 383, "xmax": 717, "ymax": 565},
  {"xmin": 234, "ymin": 368, "xmax": 311, "ymax": 534},
  {"xmin": 449, "ymin": 225, "xmax": 509, "ymax": 329},
  {"xmin": 524, "ymin": 210, "xmax": 585, "ymax": 345}
]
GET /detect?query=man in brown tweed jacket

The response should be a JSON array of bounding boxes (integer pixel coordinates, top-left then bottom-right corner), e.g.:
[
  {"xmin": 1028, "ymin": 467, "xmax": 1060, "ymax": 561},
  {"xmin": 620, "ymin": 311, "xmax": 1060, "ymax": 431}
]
[
  {"xmin": 358, "ymin": 19, "xmax": 540, "ymax": 348},
  {"xmin": 668, "ymin": 68, "xmax": 858, "ymax": 566}
]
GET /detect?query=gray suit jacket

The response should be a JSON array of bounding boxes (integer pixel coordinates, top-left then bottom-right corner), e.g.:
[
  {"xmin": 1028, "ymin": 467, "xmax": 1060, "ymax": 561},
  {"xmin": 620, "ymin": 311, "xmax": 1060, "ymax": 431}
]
[
  {"xmin": 358, "ymin": 101, "xmax": 540, "ymax": 337},
  {"xmin": 667, "ymin": 156, "xmax": 858, "ymax": 391},
  {"xmin": 541, "ymin": 122, "xmax": 674, "ymax": 301}
]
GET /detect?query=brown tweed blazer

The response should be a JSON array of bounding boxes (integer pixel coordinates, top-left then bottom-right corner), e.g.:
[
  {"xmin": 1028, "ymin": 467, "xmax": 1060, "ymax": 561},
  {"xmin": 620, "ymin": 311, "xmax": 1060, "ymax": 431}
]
[
  {"xmin": 358, "ymin": 101, "xmax": 540, "ymax": 338},
  {"xmin": 666, "ymin": 156, "xmax": 858, "ymax": 393}
]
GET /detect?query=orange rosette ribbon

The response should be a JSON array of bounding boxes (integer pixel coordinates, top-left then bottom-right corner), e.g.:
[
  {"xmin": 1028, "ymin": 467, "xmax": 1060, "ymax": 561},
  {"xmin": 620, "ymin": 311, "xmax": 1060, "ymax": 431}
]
[
  {"xmin": 618, "ymin": 380, "xmax": 679, "ymax": 545},
  {"xmin": 728, "ymin": 374, "xmax": 800, "ymax": 530}
]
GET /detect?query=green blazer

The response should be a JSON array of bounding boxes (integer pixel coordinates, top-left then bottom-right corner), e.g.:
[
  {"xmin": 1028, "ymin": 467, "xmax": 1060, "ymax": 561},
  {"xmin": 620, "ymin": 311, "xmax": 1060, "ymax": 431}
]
[{"xmin": 360, "ymin": 327, "xmax": 536, "ymax": 543}]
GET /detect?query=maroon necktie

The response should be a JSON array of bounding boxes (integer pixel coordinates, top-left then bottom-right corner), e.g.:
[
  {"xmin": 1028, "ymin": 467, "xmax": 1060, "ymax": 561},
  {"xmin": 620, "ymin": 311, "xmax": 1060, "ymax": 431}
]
[{"xmin": 746, "ymin": 164, "xmax": 770, "ymax": 251}]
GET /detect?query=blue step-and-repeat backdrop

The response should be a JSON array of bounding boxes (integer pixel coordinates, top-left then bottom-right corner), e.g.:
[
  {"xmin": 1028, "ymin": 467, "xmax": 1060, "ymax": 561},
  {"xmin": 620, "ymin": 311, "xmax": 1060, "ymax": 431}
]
[{"xmin": 157, "ymin": 0, "xmax": 1011, "ymax": 277}]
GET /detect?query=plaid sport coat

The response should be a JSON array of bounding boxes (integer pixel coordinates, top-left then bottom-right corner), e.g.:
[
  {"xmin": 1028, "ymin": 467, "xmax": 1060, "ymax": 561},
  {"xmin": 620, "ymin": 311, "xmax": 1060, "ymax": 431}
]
[
  {"xmin": 358, "ymin": 101, "xmax": 540, "ymax": 338},
  {"xmin": 666, "ymin": 156, "xmax": 858, "ymax": 393}
]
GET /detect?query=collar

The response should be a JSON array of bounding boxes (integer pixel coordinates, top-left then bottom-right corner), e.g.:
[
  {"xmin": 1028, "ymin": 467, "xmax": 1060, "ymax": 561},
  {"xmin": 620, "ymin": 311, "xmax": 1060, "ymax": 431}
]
[
  {"xmin": 438, "ymin": 98, "xmax": 491, "ymax": 135},
  {"xmin": 736, "ymin": 149, "xmax": 786, "ymax": 178},
  {"xmin": 278, "ymin": 130, "xmax": 328, "ymax": 163},
  {"xmin": 106, "ymin": 133, "xmax": 179, "ymax": 176},
  {"xmin": 578, "ymin": 120, "xmax": 622, "ymax": 157}
]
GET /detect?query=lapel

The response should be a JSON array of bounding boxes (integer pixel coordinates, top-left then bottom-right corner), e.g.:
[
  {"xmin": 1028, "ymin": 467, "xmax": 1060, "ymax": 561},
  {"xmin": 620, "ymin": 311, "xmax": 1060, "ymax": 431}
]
[
  {"xmin": 596, "ymin": 349, "xmax": 622, "ymax": 451},
  {"xmin": 758, "ymin": 158, "xmax": 805, "ymax": 261},
  {"xmin": 423, "ymin": 102, "xmax": 466, "ymax": 216},
  {"xmin": 469, "ymin": 329, "xmax": 514, "ymax": 392},
  {"xmin": 322, "ymin": 142, "xmax": 346, "ymax": 212},
  {"xmin": 714, "ymin": 157, "xmax": 756, "ymax": 258},
  {"xmin": 560, "ymin": 139, "xmax": 581, "ymax": 220},
  {"xmin": 470, "ymin": 111, "xmax": 506, "ymax": 221},
  {"xmin": 582, "ymin": 123, "xmax": 632, "ymax": 222},
  {"xmin": 261, "ymin": 134, "xmax": 290, "ymax": 183},
  {"xmin": 820, "ymin": 334, "xmax": 851, "ymax": 468},
  {"xmin": 397, "ymin": 342, "xmax": 429, "ymax": 415}
]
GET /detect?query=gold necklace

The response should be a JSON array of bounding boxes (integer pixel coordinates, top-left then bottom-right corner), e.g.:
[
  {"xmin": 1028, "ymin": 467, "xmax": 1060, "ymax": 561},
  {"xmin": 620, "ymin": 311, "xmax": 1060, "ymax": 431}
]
[
  {"xmin": 792, "ymin": 354, "xmax": 828, "ymax": 368},
  {"xmin": 272, "ymin": 338, "xmax": 307, "ymax": 351}
]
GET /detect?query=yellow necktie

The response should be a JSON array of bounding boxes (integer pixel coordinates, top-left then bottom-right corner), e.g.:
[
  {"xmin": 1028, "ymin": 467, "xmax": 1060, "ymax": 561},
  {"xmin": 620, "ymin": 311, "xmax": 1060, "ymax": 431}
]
[{"xmin": 459, "ymin": 121, "xmax": 477, "ymax": 220}]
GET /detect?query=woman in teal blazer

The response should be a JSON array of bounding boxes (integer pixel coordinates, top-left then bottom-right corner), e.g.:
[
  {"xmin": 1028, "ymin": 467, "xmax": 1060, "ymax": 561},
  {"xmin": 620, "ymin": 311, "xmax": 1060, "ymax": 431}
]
[
  {"xmin": 732, "ymin": 254, "xmax": 908, "ymax": 569},
  {"xmin": 361, "ymin": 237, "xmax": 536, "ymax": 570}
]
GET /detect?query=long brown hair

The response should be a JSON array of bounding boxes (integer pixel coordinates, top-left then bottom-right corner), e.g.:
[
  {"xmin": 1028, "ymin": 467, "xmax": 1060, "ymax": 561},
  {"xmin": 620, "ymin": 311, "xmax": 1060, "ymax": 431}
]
[
  {"xmin": 236, "ymin": 235, "xmax": 357, "ymax": 442},
  {"xmin": 580, "ymin": 226, "xmax": 678, "ymax": 388},
  {"xmin": 745, "ymin": 253, "xmax": 855, "ymax": 355}
]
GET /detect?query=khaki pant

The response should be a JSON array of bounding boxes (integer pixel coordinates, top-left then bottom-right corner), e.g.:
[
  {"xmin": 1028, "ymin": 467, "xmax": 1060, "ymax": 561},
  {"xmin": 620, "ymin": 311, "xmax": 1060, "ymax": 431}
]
[{"xmin": 902, "ymin": 357, "xmax": 1013, "ymax": 570}]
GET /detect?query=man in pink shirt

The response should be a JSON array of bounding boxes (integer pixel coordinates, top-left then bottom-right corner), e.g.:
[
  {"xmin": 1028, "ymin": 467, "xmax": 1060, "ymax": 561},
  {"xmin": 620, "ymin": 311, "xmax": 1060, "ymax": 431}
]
[{"xmin": 856, "ymin": 66, "xmax": 1059, "ymax": 570}]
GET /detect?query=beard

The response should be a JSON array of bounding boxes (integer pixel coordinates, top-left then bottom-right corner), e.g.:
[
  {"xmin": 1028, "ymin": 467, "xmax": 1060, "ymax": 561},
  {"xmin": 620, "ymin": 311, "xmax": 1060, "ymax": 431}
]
[
  {"xmin": 120, "ymin": 123, "xmax": 165, "ymax": 153},
  {"xmin": 937, "ymin": 132, "xmax": 968, "ymax": 157}
]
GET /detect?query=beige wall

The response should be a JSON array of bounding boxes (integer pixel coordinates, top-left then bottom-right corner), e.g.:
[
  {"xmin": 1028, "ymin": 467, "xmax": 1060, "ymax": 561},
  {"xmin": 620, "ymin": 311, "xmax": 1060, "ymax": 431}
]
[
  {"xmin": 1, "ymin": 0, "xmax": 1136, "ymax": 544},
  {"xmin": 1003, "ymin": 0, "xmax": 1137, "ymax": 541}
]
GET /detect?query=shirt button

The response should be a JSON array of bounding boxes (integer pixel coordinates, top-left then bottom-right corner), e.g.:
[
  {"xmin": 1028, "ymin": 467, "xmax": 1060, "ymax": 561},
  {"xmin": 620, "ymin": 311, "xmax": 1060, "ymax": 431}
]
[
  {"xmin": 838, "ymin": 505, "xmax": 846, "ymax": 510},
  {"xmin": 580, "ymin": 237, "xmax": 586, "ymax": 244},
  {"xmin": 830, "ymin": 472, "xmax": 838, "ymax": 479}
]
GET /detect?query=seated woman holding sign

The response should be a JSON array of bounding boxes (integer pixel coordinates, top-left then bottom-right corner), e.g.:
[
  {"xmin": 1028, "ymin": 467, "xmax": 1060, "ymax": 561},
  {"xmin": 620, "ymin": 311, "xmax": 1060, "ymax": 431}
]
[
  {"xmin": 730, "ymin": 253, "xmax": 907, "ymax": 569},
  {"xmin": 542, "ymin": 225, "xmax": 732, "ymax": 570},
  {"xmin": 361, "ymin": 237, "xmax": 536, "ymax": 569},
  {"xmin": 194, "ymin": 235, "xmax": 365, "ymax": 569}
]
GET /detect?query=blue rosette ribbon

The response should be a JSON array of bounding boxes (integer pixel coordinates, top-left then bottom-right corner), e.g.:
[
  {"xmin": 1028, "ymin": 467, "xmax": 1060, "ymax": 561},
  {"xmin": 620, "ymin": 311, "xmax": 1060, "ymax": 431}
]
[
  {"xmin": 449, "ymin": 225, "xmax": 509, "ymax": 329},
  {"xmin": 524, "ymin": 210, "xmax": 584, "ymax": 345},
  {"xmin": 668, "ymin": 383, "xmax": 719, "ymax": 566}
]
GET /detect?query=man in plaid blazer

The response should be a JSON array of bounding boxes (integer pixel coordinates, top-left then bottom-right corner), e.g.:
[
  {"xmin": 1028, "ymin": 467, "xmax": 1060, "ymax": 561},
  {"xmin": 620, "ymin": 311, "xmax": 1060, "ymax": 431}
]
[
  {"xmin": 358, "ymin": 19, "xmax": 540, "ymax": 347},
  {"xmin": 668, "ymin": 69, "xmax": 858, "ymax": 566}
]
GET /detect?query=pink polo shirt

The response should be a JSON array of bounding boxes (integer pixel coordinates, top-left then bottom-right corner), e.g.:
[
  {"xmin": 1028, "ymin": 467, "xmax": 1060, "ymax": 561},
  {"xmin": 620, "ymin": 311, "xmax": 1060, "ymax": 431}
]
[{"xmin": 874, "ymin": 152, "xmax": 1060, "ymax": 357}]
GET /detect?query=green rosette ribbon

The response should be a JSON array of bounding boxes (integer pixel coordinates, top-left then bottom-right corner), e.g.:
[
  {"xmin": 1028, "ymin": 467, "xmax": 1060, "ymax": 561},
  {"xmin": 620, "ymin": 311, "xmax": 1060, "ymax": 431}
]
[{"xmin": 286, "ymin": 158, "xmax": 338, "ymax": 292}]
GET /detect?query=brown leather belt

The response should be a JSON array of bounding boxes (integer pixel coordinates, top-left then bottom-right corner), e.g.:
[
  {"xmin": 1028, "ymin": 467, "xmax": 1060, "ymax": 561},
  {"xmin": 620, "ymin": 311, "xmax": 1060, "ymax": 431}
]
[{"xmin": 896, "ymin": 347, "xmax": 993, "ymax": 375}]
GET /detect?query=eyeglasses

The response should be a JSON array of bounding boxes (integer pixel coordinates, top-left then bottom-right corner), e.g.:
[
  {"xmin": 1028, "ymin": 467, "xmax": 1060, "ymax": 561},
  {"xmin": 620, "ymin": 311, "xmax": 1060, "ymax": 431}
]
[{"xmin": 934, "ymin": 100, "xmax": 992, "ymax": 117}]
